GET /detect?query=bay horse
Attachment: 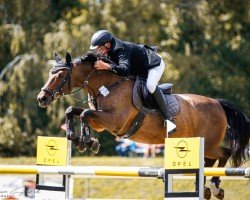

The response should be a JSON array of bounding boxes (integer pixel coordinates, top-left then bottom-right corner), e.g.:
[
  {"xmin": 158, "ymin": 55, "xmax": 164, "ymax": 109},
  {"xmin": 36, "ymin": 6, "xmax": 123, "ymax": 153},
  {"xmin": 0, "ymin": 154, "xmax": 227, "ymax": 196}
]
[{"xmin": 37, "ymin": 52, "xmax": 250, "ymax": 199}]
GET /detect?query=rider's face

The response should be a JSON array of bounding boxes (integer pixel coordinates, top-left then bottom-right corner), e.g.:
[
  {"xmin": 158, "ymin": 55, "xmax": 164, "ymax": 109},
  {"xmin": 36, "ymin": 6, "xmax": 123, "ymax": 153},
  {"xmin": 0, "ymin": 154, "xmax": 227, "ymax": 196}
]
[{"xmin": 94, "ymin": 43, "xmax": 111, "ymax": 56}]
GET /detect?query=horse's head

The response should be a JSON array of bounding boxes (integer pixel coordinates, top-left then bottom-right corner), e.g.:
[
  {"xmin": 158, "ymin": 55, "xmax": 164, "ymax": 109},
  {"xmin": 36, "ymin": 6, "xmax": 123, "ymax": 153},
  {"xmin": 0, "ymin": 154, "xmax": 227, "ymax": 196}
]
[{"xmin": 37, "ymin": 52, "xmax": 74, "ymax": 107}]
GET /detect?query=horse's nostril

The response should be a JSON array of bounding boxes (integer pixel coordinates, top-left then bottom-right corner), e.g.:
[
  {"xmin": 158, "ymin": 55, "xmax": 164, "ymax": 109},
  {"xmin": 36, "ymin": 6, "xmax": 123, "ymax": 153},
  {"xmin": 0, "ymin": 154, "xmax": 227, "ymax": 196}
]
[{"xmin": 39, "ymin": 96, "xmax": 47, "ymax": 103}]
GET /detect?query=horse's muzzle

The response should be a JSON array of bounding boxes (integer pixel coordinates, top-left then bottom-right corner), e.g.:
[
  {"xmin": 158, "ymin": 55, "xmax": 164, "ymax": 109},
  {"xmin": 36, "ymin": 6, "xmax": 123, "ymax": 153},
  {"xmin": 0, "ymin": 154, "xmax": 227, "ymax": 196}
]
[{"xmin": 37, "ymin": 91, "xmax": 52, "ymax": 107}]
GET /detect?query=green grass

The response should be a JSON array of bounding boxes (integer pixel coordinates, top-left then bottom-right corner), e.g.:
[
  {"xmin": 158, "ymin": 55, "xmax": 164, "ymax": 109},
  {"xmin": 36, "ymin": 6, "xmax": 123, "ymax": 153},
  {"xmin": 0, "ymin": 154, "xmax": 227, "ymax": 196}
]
[{"xmin": 0, "ymin": 157, "xmax": 249, "ymax": 199}]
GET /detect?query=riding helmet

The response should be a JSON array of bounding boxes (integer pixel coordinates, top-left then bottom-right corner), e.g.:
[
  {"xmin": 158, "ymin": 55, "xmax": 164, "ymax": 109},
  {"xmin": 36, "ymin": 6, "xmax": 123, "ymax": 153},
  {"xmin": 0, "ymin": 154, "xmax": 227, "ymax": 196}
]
[{"xmin": 90, "ymin": 30, "xmax": 113, "ymax": 50}]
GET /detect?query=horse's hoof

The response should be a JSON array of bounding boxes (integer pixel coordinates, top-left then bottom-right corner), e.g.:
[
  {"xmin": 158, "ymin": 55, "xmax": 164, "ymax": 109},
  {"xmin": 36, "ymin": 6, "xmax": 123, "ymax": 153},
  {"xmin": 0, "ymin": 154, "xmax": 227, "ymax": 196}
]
[
  {"xmin": 214, "ymin": 188, "xmax": 224, "ymax": 200},
  {"xmin": 204, "ymin": 186, "xmax": 211, "ymax": 200},
  {"xmin": 87, "ymin": 138, "xmax": 100, "ymax": 154},
  {"xmin": 66, "ymin": 131, "xmax": 77, "ymax": 140},
  {"xmin": 77, "ymin": 141, "xmax": 87, "ymax": 153}
]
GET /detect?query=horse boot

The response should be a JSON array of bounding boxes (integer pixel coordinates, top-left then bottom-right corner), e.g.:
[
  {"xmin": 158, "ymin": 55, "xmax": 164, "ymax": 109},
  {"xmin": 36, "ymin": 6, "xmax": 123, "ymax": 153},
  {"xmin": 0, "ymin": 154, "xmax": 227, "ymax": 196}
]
[
  {"xmin": 79, "ymin": 124, "xmax": 100, "ymax": 154},
  {"xmin": 86, "ymin": 138, "xmax": 100, "ymax": 154},
  {"xmin": 210, "ymin": 177, "xmax": 224, "ymax": 200},
  {"xmin": 77, "ymin": 123, "xmax": 91, "ymax": 153},
  {"xmin": 153, "ymin": 86, "xmax": 175, "ymax": 132},
  {"xmin": 65, "ymin": 106, "xmax": 77, "ymax": 140},
  {"xmin": 77, "ymin": 139, "xmax": 87, "ymax": 153},
  {"xmin": 65, "ymin": 118, "xmax": 76, "ymax": 140},
  {"xmin": 82, "ymin": 124, "xmax": 100, "ymax": 154}
]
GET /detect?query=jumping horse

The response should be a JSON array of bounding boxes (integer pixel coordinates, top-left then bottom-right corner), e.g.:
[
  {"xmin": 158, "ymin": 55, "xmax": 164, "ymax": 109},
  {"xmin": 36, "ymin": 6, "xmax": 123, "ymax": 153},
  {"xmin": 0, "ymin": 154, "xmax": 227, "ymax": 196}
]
[{"xmin": 37, "ymin": 52, "xmax": 250, "ymax": 199}]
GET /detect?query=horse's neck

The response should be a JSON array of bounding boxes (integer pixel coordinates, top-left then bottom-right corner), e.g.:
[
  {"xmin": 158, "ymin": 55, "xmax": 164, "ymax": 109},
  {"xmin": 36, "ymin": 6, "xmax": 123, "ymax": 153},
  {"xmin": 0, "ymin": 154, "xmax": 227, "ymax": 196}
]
[
  {"xmin": 89, "ymin": 70, "xmax": 123, "ymax": 92},
  {"xmin": 100, "ymin": 70, "xmax": 121, "ymax": 83},
  {"xmin": 74, "ymin": 62, "xmax": 123, "ymax": 94}
]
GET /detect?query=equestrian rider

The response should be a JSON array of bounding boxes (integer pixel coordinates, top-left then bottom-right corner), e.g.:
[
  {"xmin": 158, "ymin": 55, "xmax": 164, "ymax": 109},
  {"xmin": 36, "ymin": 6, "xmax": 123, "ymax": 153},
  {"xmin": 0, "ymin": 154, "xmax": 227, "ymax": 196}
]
[{"xmin": 89, "ymin": 30, "xmax": 171, "ymax": 122}]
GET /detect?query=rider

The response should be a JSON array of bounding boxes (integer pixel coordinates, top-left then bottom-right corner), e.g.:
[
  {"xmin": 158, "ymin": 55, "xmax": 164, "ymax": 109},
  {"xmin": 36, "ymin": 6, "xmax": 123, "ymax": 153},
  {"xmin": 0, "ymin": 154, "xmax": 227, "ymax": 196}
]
[{"xmin": 89, "ymin": 30, "xmax": 172, "ymax": 122}]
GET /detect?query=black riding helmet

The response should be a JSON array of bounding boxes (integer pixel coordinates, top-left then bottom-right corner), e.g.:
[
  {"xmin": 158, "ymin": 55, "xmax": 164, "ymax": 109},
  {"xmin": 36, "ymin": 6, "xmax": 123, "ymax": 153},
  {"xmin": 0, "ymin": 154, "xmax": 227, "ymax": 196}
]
[{"xmin": 90, "ymin": 30, "xmax": 113, "ymax": 50}]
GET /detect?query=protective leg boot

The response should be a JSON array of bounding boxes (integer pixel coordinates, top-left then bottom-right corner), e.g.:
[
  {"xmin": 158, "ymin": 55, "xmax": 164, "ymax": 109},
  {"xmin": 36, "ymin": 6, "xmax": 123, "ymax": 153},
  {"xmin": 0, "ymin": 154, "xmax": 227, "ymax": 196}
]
[{"xmin": 153, "ymin": 86, "xmax": 171, "ymax": 120}]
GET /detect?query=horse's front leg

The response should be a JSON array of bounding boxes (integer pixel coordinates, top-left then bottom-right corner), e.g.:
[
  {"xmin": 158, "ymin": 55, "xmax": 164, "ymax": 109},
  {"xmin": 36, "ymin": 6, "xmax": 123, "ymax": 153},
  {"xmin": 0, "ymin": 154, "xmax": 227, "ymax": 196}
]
[
  {"xmin": 77, "ymin": 122, "xmax": 100, "ymax": 154},
  {"xmin": 80, "ymin": 109, "xmax": 116, "ymax": 131},
  {"xmin": 77, "ymin": 109, "xmax": 116, "ymax": 154},
  {"xmin": 65, "ymin": 106, "xmax": 84, "ymax": 140}
]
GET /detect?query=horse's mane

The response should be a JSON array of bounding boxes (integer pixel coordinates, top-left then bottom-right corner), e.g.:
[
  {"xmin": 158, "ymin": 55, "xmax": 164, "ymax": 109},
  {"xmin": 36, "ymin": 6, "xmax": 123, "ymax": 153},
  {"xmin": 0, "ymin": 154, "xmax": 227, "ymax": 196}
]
[
  {"xmin": 80, "ymin": 52, "xmax": 115, "ymax": 65},
  {"xmin": 80, "ymin": 52, "xmax": 99, "ymax": 63}
]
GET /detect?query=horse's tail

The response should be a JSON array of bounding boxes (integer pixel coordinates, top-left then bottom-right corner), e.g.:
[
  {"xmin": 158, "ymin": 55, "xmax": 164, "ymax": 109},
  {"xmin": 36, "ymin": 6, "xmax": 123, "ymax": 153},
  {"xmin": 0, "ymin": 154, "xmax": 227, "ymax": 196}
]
[{"xmin": 218, "ymin": 99, "xmax": 250, "ymax": 167}]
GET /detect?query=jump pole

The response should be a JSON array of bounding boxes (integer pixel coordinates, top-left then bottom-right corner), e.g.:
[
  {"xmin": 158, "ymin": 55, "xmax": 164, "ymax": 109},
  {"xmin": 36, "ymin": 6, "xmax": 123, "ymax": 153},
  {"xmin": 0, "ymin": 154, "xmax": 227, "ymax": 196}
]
[{"xmin": 0, "ymin": 165, "xmax": 249, "ymax": 177}]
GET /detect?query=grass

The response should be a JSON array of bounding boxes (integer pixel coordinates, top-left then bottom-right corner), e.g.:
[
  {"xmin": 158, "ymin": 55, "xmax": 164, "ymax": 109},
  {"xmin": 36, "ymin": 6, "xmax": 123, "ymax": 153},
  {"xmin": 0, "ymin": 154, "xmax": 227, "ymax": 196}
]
[{"xmin": 0, "ymin": 156, "xmax": 249, "ymax": 199}]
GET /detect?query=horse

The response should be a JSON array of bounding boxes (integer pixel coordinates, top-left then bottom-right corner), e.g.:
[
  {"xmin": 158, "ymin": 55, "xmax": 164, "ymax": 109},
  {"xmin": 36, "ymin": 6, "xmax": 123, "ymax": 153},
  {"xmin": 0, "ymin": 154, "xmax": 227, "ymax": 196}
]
[{"xmin": 37, "ymin": 52, "xmax": 250, "ymax": 199}]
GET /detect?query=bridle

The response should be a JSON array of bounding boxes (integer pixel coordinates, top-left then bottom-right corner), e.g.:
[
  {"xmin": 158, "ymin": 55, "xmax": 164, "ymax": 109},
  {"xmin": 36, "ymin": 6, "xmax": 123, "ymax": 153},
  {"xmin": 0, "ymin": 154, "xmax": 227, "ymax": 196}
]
[
  {"xmin": 41, "ymin": 61, "xmax": 96, "ymax": 100},
  {"xmin": 41, "ymin": 67, "xmax": 72, "ymax": 99}
]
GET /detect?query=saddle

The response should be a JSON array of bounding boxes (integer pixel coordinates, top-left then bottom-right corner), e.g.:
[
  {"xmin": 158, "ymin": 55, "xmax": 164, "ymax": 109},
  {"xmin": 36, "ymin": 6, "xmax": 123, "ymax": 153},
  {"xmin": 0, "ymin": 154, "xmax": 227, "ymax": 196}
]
[{"xmin": 133, "ymin": 77, "xmax": 180, "ymax": 117}]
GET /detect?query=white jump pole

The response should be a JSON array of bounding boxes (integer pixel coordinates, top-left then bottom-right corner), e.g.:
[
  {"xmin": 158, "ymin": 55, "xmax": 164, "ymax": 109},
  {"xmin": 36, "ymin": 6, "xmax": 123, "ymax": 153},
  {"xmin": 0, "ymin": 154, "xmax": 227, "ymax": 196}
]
[{"xmin": 0, "ymin": 165, "xmax": 249, "ymax": 177}]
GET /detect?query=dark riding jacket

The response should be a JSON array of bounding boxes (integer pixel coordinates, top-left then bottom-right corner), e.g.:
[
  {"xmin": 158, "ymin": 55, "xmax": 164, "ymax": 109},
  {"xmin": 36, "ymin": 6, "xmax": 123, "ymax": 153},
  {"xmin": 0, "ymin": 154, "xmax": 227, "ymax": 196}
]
[{"xmin": 108, "ymin": 37, "xmax": 161, "ymax": 78}]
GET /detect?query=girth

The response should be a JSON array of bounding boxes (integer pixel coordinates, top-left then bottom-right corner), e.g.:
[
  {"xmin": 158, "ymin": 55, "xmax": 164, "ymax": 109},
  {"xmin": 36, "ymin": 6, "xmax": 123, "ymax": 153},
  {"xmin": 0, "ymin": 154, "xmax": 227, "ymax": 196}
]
[{"xmin": 119, "ymin": 108, "xmax": 147, "ymax": 139}]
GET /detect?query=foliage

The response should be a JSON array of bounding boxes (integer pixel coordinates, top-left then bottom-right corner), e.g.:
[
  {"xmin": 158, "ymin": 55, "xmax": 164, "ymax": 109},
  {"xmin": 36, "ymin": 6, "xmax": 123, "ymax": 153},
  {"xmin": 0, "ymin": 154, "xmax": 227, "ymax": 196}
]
[{"xmin": 0, "ymin": 0, "xmax": 249, "ymax": 156}]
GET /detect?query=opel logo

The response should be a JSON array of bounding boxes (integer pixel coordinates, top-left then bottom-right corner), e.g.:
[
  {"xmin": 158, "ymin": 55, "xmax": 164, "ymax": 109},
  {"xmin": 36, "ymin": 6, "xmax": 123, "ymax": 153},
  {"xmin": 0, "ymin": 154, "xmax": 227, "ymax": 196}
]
[
  {"xmin": 174, "ymin": 140, "xmax": 190, "ymax": 158},
  {"xmin": 45, "ymin": 140, "xmax": 59, "ymax": 156}
]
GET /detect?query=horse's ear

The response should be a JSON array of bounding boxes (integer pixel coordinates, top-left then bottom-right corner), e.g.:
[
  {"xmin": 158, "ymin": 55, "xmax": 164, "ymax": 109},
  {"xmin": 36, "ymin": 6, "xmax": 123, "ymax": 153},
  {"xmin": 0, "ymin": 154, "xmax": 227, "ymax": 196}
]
[
  {"xmin": 66, "ymin": 52, "xmax": 72, "ymax": 65},
  {"xmin": 54, "ymin": 53, "xmax": 61, "ymax": 63}
]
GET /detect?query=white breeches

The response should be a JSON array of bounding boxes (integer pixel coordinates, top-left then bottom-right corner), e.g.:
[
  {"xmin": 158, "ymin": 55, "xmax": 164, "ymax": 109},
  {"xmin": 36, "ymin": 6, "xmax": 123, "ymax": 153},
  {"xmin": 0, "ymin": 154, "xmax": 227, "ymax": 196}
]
[{"xmin": 146, "ymin": 56, "xmax": 165, "ymax": 93}]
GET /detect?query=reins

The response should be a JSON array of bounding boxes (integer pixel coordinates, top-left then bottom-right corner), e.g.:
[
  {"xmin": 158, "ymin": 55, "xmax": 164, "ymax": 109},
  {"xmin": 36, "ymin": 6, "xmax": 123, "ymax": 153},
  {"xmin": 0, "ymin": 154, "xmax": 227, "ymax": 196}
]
[
  {"xmin": 69, "ymin": 68, "xmax": 96, "ymax": 95},
  {"xmin": 41, "ymin": 68, "xmax": 72, "ymax": 99}
]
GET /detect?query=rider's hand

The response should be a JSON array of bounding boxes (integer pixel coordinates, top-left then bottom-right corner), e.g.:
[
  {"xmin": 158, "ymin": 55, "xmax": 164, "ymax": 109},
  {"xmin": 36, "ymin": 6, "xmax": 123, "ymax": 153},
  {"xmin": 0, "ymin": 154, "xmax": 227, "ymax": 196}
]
[{"xmin": 94, "ymin": 60, "xmax": 112, "ymax": 70}]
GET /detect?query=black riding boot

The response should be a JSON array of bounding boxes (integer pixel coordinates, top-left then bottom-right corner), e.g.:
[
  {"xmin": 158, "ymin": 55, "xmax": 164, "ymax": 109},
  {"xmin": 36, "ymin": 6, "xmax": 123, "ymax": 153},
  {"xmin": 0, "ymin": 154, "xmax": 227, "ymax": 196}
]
[{"xmin": 153, "ymin": 86, "xmax": 172, "ymax": 121}]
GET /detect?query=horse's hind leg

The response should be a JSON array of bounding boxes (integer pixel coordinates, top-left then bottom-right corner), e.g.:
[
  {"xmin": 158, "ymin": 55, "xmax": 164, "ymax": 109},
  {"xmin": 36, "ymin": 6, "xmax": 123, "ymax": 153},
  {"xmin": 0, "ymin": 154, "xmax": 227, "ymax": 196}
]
[
  {"xmin": 210, "ymin": 148, "xmax": 231, "ymax": 200},
  {"xmin": 204, "ymin": 157, "xmax": 217, "ymax": 200}
]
